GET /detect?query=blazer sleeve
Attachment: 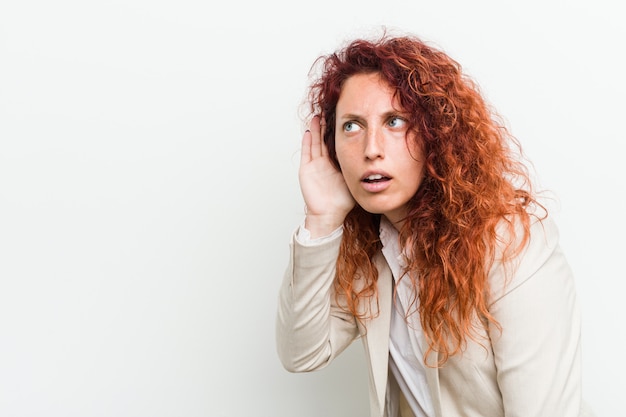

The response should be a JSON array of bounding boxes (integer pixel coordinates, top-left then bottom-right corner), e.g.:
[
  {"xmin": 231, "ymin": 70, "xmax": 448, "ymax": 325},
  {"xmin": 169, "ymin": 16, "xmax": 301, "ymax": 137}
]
[
  {"xmin": 275, "ymin": 231, "xmax": 360, "ymax": 373},
  {"xmin": 488, "ymin": 215, "xmax": 583, "ymax": 417}
]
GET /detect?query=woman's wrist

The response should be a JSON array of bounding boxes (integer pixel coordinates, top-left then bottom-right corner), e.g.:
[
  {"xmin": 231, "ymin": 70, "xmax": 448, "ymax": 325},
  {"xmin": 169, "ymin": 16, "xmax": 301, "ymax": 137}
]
[{"xmin": 304, "ymin": 213, "xmax": 345, "ymax": 239}]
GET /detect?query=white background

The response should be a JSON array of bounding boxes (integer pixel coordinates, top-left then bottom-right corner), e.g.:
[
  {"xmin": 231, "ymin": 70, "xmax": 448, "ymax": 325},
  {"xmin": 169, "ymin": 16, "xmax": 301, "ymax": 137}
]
[{"xmin": 0, "ymin": 1, "xmax": 623, "ymax": 416}]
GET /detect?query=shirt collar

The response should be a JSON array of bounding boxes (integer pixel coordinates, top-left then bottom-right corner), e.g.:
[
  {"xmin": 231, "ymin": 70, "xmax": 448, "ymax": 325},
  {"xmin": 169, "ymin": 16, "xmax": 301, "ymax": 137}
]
[{"xmin": 379, "ymin": 216, "xmax": 406, "ymax": 281}]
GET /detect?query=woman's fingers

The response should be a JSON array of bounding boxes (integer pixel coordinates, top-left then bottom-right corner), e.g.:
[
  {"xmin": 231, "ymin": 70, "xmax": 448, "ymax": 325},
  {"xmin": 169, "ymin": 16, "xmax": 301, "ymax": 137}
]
[
  {"xmin": 301, "ymin": 115, "xmax": 327, "ymax": 164},
  {"xmin": 298, "ymin": 114, "xmax": 355, "ymax": 234},
  {"xmin": 319, "ymin": 116, "xmax": 328, "ymax": 157},
  {"xmin": 309, "ymin": 115, "xmax": 323, "ymax": 158},
  {"xmin": 300, "ymin": 128, "xmax": 312, "ymax": 165}
]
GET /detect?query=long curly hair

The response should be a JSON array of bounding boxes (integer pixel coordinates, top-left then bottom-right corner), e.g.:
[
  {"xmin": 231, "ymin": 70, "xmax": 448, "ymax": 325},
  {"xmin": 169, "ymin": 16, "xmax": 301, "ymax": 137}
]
[{"xmin": 306, "ymin": 32, "xmax": 544, "ymax": 366}]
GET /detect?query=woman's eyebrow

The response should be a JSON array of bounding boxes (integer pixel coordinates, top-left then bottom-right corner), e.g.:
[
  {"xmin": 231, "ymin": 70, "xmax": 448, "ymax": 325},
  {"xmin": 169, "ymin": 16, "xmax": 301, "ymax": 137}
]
[
  {"xmin": 337, "ymin": 113, "xmax": 365, "ymax": 123},
  {"xmin": 337, "ymin": 110, "xmax": 402, "ymax": 123}
]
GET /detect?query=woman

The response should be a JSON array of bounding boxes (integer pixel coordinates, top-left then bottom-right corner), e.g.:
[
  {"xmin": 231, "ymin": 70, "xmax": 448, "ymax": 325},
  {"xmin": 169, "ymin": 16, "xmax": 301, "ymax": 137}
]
[{"xmin": 275, "ymin": 32, "xmax": 594, "ymax": 417}]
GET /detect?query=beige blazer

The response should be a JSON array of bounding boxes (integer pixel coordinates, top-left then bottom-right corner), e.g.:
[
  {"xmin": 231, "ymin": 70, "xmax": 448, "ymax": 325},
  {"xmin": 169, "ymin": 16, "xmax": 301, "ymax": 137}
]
[{"xmin": 276, "ymin": 216, "xmax": 594, "ymax": 417}]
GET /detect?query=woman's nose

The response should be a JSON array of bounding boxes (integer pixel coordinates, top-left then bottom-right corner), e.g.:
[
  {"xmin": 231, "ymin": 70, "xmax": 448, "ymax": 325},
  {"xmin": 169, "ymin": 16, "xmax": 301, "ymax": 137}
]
[{"xmin": 364, "ymin": 128, "xmax": 384, "ymax": 160}]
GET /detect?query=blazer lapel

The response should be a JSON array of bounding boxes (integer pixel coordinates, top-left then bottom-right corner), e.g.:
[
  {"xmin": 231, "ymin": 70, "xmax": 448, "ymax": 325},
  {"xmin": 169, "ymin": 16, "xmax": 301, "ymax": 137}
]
[
  {"xmin": 363, "ymin": 253, "xmax": 393, "ymax": 415},
  {"xmin": 414, "ymin": 315, "xmax": 443, "ymax": 416},
  {"xmin": 410, "ymin": 294, "xmax": 443, "ymax": 416},
  {"xmin": 367, "ymin": 253, "xmax": 444, "ymax": 417},
  {"xmin": 424, "ymin": 353, "xmax": 443, "ymax": 417}
]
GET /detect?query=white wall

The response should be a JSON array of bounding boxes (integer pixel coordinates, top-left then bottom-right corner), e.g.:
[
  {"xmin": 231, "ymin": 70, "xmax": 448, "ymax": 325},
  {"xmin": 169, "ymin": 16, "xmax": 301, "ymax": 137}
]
[{"xmin": 0, "ymin": 1, "xmax": 622, "ymax": 416}]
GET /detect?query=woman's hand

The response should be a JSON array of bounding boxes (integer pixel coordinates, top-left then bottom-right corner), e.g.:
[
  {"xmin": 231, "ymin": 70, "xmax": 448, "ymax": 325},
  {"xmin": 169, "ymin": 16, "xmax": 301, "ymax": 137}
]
[{"xmin": 299, "ymin": 115, "xmax": 355, "ymax": 238}]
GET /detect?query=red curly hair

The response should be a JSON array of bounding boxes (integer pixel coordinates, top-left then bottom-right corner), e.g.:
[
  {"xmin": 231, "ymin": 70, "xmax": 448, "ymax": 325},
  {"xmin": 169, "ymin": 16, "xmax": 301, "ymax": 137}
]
[{"xmin": 306, "ymin": 33, "xmax": 543, "ymax": 365}]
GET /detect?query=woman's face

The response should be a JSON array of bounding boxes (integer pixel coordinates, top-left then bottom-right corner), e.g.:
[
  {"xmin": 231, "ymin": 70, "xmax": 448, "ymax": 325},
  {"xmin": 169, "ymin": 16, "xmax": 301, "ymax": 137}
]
[{"xmin": 335, "ymin": 73, "xmax": 425, "ymax": 228}]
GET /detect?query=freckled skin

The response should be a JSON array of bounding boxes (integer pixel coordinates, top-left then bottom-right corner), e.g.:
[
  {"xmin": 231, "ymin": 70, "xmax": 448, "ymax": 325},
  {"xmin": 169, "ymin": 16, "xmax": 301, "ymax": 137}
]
[{"xmin": 335, "ymin": 73, "xmax": 425, "ymax": 227}]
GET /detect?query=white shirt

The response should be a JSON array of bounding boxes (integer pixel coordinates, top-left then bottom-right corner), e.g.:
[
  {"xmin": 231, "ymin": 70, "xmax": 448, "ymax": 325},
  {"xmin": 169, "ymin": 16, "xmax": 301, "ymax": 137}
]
[
  {"xmin": 379, "ymin": 217, "xmax": 434, "ymax": 417},
  {"xmin": 296, "ymin": 219, "xmax": 434, "ymax": 416}
]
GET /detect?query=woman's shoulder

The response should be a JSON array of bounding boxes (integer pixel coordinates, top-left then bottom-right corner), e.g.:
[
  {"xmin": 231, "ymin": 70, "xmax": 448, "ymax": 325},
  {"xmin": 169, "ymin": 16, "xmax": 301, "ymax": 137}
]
[
  {"xmin": 489, "ymin": 206, "xmax": 567, "ymax": 301},
  {"xmin": 494, "ymin": 204, "xmax": 559, "ymax": 256}
]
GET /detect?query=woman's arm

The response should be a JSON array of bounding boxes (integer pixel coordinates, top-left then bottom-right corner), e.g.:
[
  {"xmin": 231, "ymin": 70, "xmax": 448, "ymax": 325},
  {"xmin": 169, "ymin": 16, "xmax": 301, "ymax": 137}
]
[
  {"xmin": 276, "ymin": 231, "xmax": 360, "ymax": 372},
  {"xmin": 488, "ymin": 216, "xmax": 583, "ymax": 416}
]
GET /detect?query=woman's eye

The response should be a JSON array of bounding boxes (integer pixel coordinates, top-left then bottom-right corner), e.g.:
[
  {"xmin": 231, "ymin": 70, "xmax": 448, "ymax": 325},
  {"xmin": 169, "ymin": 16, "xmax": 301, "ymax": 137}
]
[
  {"xmin": 344, "ymin": 122, "xmax": 361, "ymax": 132},
  {"xmin": 388, "ymin": 117, "xmax": 406, "ymax": 128}
]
